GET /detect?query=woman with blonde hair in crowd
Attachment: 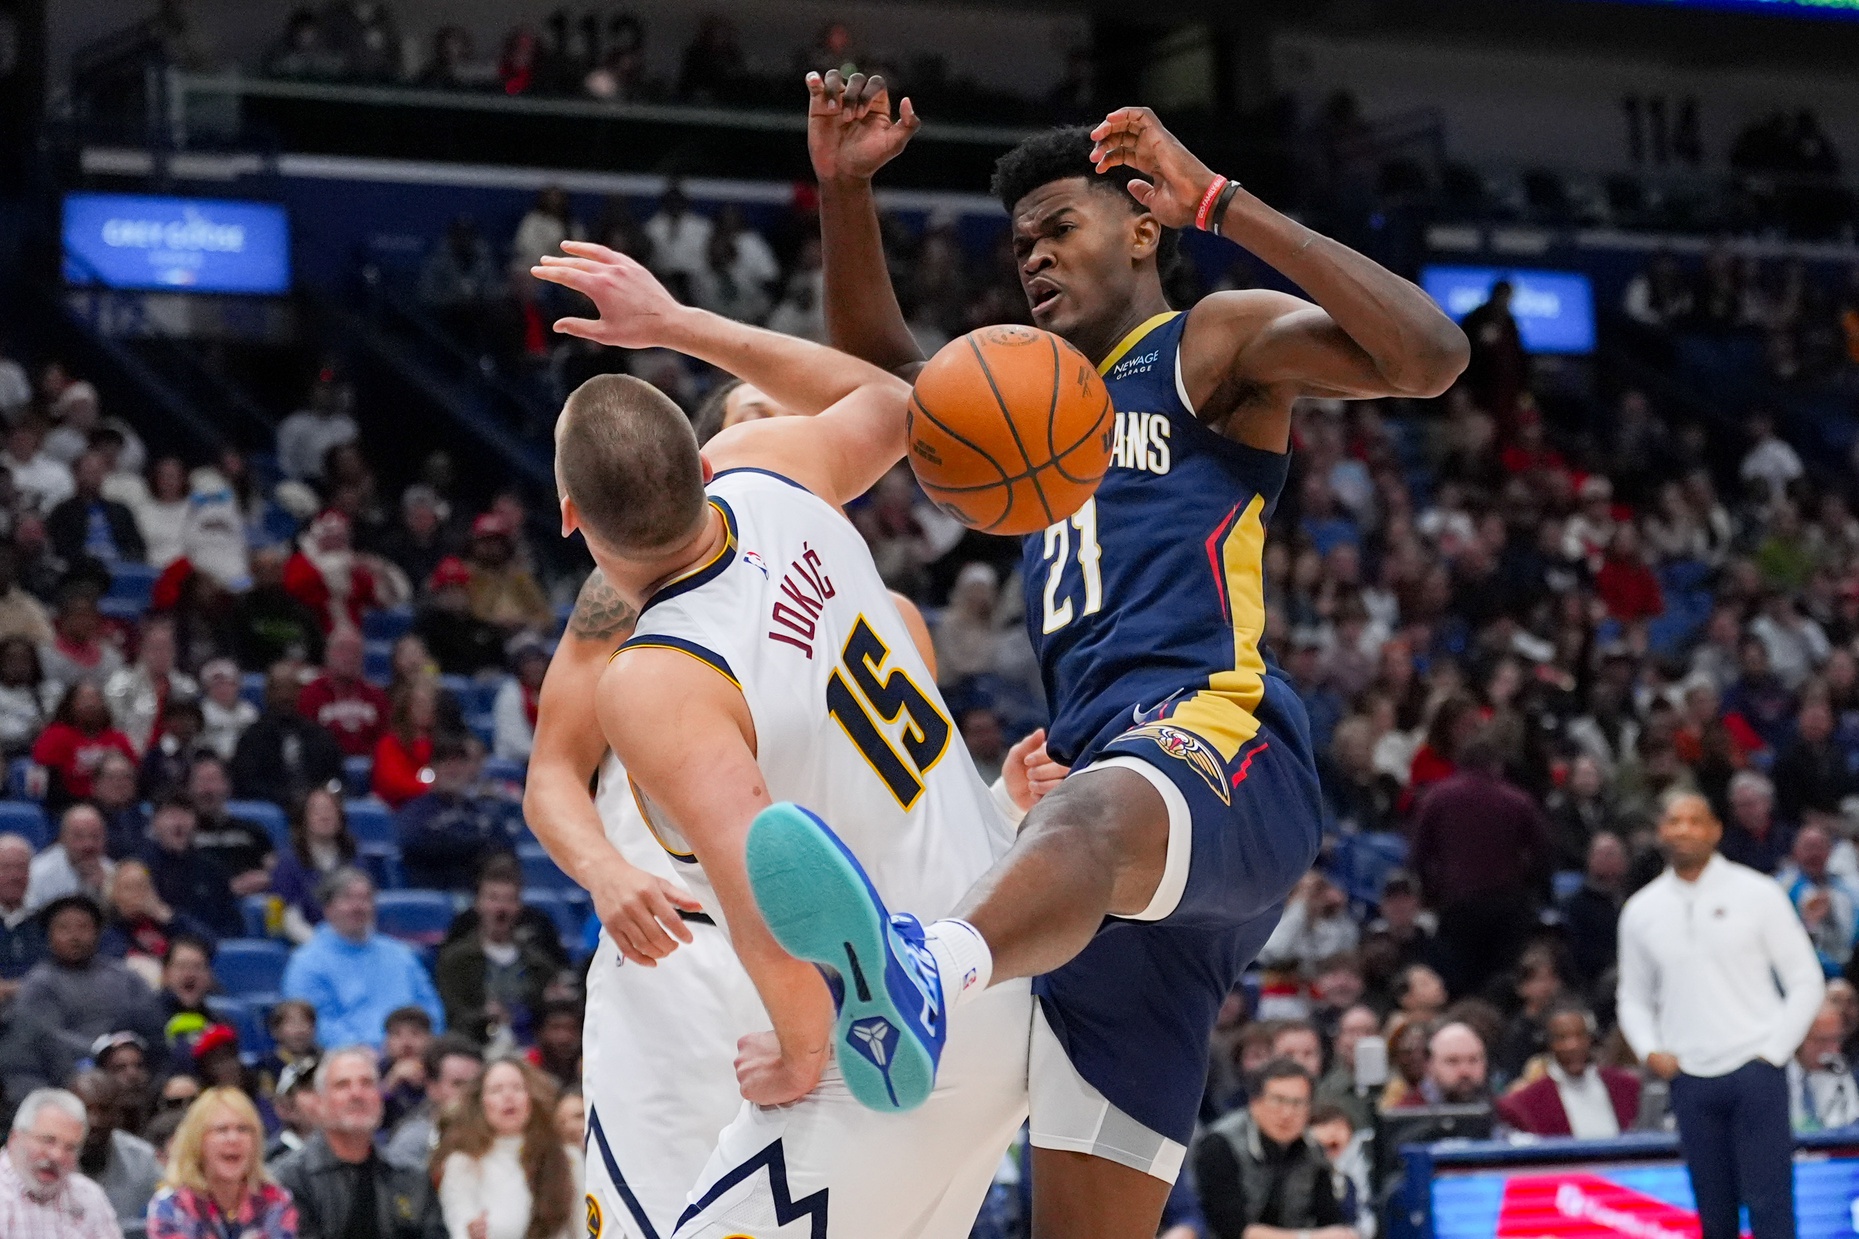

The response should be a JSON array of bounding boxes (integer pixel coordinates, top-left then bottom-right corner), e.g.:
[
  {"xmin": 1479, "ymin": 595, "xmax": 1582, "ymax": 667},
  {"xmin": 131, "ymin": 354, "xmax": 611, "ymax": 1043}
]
[
  {"xmin": 435, "ymin": 1057, "xmax": 579, "ymax": 1239},
  {"xmin": 145, "ymin": 1087, "xmax": 298, "ymax": 1239}
]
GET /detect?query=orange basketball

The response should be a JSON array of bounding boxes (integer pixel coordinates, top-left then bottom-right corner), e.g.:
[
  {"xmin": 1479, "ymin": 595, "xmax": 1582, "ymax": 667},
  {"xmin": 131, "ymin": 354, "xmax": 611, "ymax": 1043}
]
[{"xmin": 906, "ymin": 325, "xmax": 1114, "ymax": 536}]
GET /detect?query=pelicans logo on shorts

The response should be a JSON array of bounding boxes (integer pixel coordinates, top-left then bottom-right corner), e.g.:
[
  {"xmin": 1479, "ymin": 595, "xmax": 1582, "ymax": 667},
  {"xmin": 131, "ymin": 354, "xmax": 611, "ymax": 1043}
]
[
  {"xmin": 1125, "ymin": 723, "xmax": 1231, "ymax": 806},
  {"xmin": 584, "ymin": 1193, "xmax": 601, "ymax": 1239}
]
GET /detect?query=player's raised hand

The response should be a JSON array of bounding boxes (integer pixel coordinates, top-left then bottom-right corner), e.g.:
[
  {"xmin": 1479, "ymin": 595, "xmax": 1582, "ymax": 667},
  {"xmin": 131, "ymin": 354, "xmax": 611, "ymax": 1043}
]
[
  {"xmin": 590, "ymin": 862, "xmax": 704, "ymax": 967},
  {"xmin": 807, "ymin": 69, "xmax": 920, "ymax": 184},
  {"xmin": 1004, "ymin": 727, "xmax": 1070, "ymax": 814},
  {"xmin": 533, "ymin": 241, "xmax": 687, "ymax": 348},
  {"xmin": 735, "ymin": 1030, "xmax": 827, "ymax": 1106},
  {"xmin": 1088, "ymin": 106, "xmax": 1219, "ymax": 230}
]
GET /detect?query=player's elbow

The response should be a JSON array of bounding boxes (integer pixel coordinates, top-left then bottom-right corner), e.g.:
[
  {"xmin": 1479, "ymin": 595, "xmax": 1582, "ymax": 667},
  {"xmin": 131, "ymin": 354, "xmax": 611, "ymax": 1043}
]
[{"xmin": 1392, "ymin": 322, "xmax": 1470, "ymax": 398}]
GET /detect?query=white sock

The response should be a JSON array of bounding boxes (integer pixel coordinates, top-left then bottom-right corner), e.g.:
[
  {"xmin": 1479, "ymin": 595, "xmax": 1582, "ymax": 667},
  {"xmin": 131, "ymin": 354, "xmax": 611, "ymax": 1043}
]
[{"xmin": 924, "ymin": 919, "xmax": 993, "ymax": 1008}]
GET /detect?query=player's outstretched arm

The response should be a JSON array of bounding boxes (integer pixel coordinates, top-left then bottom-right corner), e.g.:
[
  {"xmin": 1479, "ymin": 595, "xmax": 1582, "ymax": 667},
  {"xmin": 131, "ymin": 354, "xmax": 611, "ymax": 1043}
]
[
  {"xmin": 596, "ymin": 649, "xmax": 836, "ymax": 1106},
  {"xmin": 809, "ymin": 69, "xmax": 928, "ymax": 380},
  {"xmin": 533, "ymin": 246, "xmax": 911, "ymax": 505},
  {"xmin": 1090, "ymin": 107, "xmax": 1468, "ymax": 428},
  {"xmin": 523, "ymin": 570, "xmax": 702, "ymax": 966}
]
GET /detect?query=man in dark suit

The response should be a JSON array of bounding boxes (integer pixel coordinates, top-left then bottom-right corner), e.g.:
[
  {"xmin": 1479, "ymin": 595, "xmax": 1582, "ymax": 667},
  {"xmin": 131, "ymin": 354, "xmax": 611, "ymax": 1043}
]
[{"xmin": 1497, "ymin": 1000, "xmax": 1640, "ymax": 1137}]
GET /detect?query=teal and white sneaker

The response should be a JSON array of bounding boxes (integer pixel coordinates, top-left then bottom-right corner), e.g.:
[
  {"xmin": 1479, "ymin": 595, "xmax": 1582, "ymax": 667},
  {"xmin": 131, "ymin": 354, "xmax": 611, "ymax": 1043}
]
[{"xmin": 745, "ymin": 802, "xmax": 946, "ymax": 1112}]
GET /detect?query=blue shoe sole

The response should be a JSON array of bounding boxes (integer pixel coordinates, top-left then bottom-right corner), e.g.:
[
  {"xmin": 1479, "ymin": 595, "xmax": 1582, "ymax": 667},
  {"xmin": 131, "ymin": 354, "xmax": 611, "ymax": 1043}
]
[{"xmin": 746, "ymin": 802, "xmax": 938, "ymax": 1113}]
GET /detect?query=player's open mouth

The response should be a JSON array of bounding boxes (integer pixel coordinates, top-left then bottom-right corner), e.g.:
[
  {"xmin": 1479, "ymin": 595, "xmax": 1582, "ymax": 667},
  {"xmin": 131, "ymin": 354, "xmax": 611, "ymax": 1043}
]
[{"xmin": 1026, "ymin": 279, "xmax": 1062, "ymax": 315}]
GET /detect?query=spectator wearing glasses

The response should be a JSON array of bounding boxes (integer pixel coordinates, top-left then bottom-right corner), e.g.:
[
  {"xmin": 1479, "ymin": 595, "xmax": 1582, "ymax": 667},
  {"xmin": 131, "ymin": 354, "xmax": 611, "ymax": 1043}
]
[
  {"xmin": 1789, "ymin": 1000, "xmax": 1859, "ymax": 1132},
  {"xmin": 1192, "ymin": 1058, "xmax": 1357, "ymax": 1239},
  {"xmin": 0, "ymin": 1087, "xmax": 120, "ymax": 1239}
]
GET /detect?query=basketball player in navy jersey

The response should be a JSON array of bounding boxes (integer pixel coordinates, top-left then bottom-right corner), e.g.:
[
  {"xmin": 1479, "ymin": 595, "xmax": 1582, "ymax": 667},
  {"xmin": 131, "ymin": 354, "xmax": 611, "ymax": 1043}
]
[{"xmin": 747, "ymin": 74, "xmax": 1470, "ymax": 1238}]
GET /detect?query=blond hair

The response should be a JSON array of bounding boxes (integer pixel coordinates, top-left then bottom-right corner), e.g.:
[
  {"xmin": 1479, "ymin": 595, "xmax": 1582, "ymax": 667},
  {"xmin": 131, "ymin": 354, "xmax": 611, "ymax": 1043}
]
[{"xmin": 165, "ymin": 1088, "xmax": 272, "ymax": 1196}]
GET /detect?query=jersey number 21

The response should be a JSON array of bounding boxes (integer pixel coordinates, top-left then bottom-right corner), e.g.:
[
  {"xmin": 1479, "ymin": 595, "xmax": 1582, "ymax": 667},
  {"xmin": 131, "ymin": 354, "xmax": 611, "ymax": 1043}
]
[{"xmin": 1041, "ymin": 498, "xmax": 1103, "ymax": 634}]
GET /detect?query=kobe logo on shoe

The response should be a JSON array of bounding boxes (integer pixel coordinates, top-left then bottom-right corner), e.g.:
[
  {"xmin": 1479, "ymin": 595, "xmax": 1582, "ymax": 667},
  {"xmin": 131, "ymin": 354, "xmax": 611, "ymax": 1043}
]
[{"xmin": 848, "ymin": 1017, "xmax": 903, "ymax": 1104}]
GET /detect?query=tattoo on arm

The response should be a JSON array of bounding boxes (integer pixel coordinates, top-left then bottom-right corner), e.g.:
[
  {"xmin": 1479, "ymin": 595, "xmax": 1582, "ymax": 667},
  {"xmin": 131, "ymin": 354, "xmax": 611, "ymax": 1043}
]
[{"xmin": 568, "ymin": 569, "xmax": 638, "ymax": 641}]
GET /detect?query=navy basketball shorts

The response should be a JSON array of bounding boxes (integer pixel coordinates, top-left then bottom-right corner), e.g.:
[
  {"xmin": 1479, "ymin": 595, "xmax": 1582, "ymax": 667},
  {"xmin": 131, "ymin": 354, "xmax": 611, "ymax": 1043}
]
[{"xmin": 1028, "ymin": 685, "xmax": 1323, "ymax": 1181}]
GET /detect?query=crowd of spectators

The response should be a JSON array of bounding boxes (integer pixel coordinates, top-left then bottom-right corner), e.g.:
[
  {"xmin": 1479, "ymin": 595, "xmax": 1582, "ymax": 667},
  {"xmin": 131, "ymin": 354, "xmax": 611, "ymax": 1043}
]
[{"xmin": 256, "ymin": 3, "xmax": 1085, "ymax": 123}]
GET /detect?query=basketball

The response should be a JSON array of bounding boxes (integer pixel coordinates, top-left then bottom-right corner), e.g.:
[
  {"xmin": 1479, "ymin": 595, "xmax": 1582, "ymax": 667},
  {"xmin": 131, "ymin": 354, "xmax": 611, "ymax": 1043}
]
[{"xmin": 906, "ymin": 325, "xmax": 1115, "ymax": 536}]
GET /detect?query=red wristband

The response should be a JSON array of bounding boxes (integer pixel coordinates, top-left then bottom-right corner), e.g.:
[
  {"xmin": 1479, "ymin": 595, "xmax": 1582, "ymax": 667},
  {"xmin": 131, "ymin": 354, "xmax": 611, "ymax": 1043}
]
[{"xmin": 1194, "ymin": 175, "xmax": 1229, "ymax": 231}]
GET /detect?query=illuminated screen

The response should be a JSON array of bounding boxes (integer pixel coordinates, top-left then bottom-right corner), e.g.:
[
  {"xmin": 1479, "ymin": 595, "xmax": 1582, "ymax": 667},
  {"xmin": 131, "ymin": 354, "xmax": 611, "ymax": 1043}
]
[
  {"xmin": 63, "ymin": 193, "xmax": 292, "ymax": 294},
  {"xmin": 1421, "ymin": 266, "xmax": 1597, "ymax": 356},
  {"xmin": 1431, "ymin": 1158, "xmax": 1859, "ymax": 1238},
  {"xmin": 1595, "ymin": 0, "xmax": 1859, "ymax": 18}
]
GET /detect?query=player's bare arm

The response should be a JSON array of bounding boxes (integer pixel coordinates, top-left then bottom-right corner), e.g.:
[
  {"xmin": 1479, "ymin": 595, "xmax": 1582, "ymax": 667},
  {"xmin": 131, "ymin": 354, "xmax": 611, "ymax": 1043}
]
[
  {"xmin": 523, "ymin": 568, "xmax": 702, "ymax": 967},
  {"xmin": 595, "ymin": 648, "xmax": 835, "ymax": 1106},
  {"xmin": 1089, "ymin": 106, "xmax": 1469, "ymax": 449},
  {"xmin": 809, "ymin": 70, "xmax": 927, "ymax": 379},
  {"xmin": 534, "ymin": 245, "xmax": 912, "ymax": 505}
]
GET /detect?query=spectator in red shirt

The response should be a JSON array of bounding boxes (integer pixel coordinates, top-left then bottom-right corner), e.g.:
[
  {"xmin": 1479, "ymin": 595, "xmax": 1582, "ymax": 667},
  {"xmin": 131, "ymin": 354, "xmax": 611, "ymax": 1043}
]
[
  {"xmin": 299, "ymin": 627, "xmax": 389, "ymax": 758},
  {"xmin": 1403, "ymin": 693, "xmax": 1481, "ymax": 812},
  {"xmin": 1594, "ymin": 524, "xmax": 1665, "ymax": 624},
  {"xmin": 373, "ymin": 676, "xmax": 440, "ymax": 808},
  {"xmin": 32, "ymin": 681, "xmax": 138, "ymax": 806},
  {"xmin": 283, "ymin": 511, "xmax": 385, "ymax": 633}
]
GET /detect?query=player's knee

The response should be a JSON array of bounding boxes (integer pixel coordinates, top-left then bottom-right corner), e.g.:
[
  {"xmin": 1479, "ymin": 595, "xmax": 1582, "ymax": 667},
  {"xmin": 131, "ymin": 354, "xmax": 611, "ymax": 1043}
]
[{"xmin": 1023, "ymin": 765, "xmax": 1170, "ymax": 868}]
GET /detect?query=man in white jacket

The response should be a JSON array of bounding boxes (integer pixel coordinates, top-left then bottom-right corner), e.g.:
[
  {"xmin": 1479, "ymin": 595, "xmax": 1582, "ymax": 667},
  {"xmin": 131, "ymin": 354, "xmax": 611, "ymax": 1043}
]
[{"xmin": 1618, "ymin": 790, "xmax": 1824, "ymax": 1239}]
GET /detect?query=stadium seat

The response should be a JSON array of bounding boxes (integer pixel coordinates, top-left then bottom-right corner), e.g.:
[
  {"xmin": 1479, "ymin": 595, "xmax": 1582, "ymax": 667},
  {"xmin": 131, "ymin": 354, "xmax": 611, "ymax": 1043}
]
[
  {"xmin": 0, "ymin": 801, "xmax": 49, "ymax": 850},
  {"xmin": 524, "ymin": 889, "xmax": 584, "ymax": 942},
  {"xmin": 228, "ymin": 800, "xmax": 290, "ymax": 852},
  {"xmin": 1553, "ymin": 870, "xmax": 1585, "ymax": 903},
  {"xmin": 482, "ymin": 757, "xmax": 525, "ymax": 786},
  {"xmin": 518, "ymin": 844, "xmax": 571, "ymax": 892},
  {"xmin": 363, "ymin": 640, "xmax": 394, "ymax": 685},
  {"xmin": 343, "ymin": 755, "xmax": 374, "ymax": 798},
  {"xmin": 206, "ymin": 996, "xmax": 274, "ymax": 1058},
  {"xmin": 106, "ymin": 563, "xmax": 159, "ymax": 607},
  {"xmin": 240, "ymin": 673, "xmax": 267, "ymax": 711},
  {"xmin": 468, "ymin": 713, "xmax": 497, "ymax": 750},
  {"xmin": 215, "ymin": 939, "xmax": 290, "ymax": 1000},
  {"xmin": 374, "ymin": 890, "xmax": 454, "ymax": 945},
  {"xmin": 345, "ymin": 798, "xmax": 395, "ymax": 846},
  {"xmin": 364, "ymin": 607, "xmax": 414, "ymax": 643},
  {"xmin": 438, "ymin": 674, "xmax": 475, "ymax": 707},
  {"xmin": 241, "ymin": 895, "xmax": 279, "ymax": 939},
  {"xmin": 358, "ymin": 841, "xmax": 404, "ymax": 890},
  {"xmin": 6, "ymin": 758, "xmax": 43, "ymax": 801}
]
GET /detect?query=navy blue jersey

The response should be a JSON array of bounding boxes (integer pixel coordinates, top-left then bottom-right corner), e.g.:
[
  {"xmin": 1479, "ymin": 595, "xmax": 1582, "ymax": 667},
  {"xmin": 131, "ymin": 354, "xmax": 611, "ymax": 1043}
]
[{"xmin": 1022, "ymin": 309, "xmax": 1293, "ymax": 768}]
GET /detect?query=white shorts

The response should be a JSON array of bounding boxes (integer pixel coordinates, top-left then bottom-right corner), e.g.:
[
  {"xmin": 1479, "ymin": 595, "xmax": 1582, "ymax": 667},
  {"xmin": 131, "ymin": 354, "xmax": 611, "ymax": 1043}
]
[
  {"xmin": 672, "ymin": 978, "xmax": 1033, "ymax": 1239},
  {"xmin": 583, "ymin": 922, "xmax": 769, "ymax": 1239}
]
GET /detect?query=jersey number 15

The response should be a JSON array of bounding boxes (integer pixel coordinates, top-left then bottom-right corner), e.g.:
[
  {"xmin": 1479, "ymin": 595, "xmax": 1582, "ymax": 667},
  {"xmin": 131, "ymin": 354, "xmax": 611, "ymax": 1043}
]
[
  {"xmin": 1041, "ymin": 498, "xmax": 1104, "ymax": 635},
  {"xmin": 826, "ymin": 616, "xmax": 952, "ymax": 809}
]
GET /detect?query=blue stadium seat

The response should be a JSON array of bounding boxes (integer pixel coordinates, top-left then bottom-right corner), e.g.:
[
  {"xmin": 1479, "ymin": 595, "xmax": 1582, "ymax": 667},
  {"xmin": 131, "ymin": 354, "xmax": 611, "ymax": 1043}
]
[
  {"xmin": 438, "ymin": 674, "xmax": 475, "ymax": 707},
  {"xmin": 374, "ymin": 890, "xmax": 454, "ymax": 945},
  {"xmin": 482, "ymin": 757, "xmax": 526, "ymax": 786},
  {"xmin": 343, "ymin": 755, "xmax": 374, "ymax": 798},
  {"xmin": 99, "ymin": 597, "xmax": 146, "ymax": 622},
  {"xmin": 468, "ymin": 713, "xmax": 496, "ymax": 750},
  {"xmin": 228, "ymin": 800, "xmax": 290, "ymax": 852},
  {"xmin": 358, "ymin": 842, "xmax": 404, "ymax": 891},
  {"xmin": 240, "ymin": 673, "xmax": 267, "ymax": 711},
  {"xmin": 206, "ymin": 996, "xmax": 274, "ymax": 1058},
  {"xmin": 345, "ymin": 798, "xmax": 395, "ymax": 846},
  {"xmin": 0, "ymin": 801, "xmax": 49, "ymax": 850},
  {"xmin": 107, "ymin": 563, "xmax": 159, "ymax": 608},
  {"xmin": 241, "ymin": 895, "xmax": 279, "ymax": 939},
  {"xmin": 518, "ymin": 844, "xmax": 571, "ymax": 892},
  {"xmin": 7, "ymin": 758, "xmax": 43, "ymax": 801},
  {"xmin": 1553, "ymin": 870, "xmax": 1585, "ymax": 903},
  {"xmin": 364, "ymin": 607, "xmax": 414, "ymax": 643},
  {"xmin": 215, "ymin": 939, "xmax": 290, "ymax": 1000},
  {"xmin": 363, "ymin": 640, "xmax": 394, "ymax": 685},
  {"xmin": 524, "ymin": 889, "xmax": 584, "ymax": 943}
]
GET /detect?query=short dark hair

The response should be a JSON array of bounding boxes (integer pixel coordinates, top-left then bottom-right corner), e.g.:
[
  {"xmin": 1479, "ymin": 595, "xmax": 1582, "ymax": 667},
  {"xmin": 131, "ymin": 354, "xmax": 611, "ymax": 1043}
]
[
  {"xmin": 1309, "ymin": 1102, "xmax": 1354, "ymax": 1130},
  {"xmin": 154, "ymin": 792, "xmax": 197, "ymax": 817},
  {"xmin": 477, "ymin": 852, "xmax": 522, "ymax": 891},
  {"xmin": 163, "ymin": 933, "xmax": 214, "ymax": 967},
  {"xmin": 692, "ymin": 377, "xmax": 743, "ymax": 446},
  {"xmin": 538, "ymin": 997, "xmax": 583, "ymax": 1027},
  {"xmin": 384, "ymin": 1006, "xmax": 433, "ymax": 1036},
  {"xmin": 558, "ymin": 374, "xmax": 706, "ymax": 554},
  {"xmin": 989, "ymin": 125, "xmax": 1179, "ymax": 269},
  {"xmin": 1250, "ymin": 1056, "xmax": 1315, "ymax": 1099},
  {"xmin": 268, "ymin": 999, "xmax": 317, "ymax": 1031},
  {"xmin": 423, "ymin": 1032, "xmax": 484, "ymax": 1078},
  {"xmin": 430, "ymin": 732, "xmax": 472, "ymax": 765}
]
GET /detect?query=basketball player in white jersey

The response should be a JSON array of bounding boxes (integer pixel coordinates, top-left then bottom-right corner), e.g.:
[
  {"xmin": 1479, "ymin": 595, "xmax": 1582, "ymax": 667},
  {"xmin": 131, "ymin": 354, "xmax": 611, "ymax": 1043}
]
[
  {"xmin": 530, "ymin": 244, "xmax": 1050, "ymax": 1238},
  {"xmin": 525, "ymin": 381, "xmax": 1058, "ymax": 1239}
]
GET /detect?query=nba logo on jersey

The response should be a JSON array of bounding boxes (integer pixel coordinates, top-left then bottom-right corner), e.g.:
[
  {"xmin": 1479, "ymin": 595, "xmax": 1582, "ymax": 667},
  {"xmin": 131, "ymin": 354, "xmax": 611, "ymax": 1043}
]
[{"xmin": 1125, "ymin": 723, "xmax": 1231, "ymax": 806}]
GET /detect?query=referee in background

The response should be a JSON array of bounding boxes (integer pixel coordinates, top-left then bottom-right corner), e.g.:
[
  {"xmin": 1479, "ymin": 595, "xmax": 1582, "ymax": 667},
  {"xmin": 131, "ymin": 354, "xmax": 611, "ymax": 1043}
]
[{"xmin": 1618, "ymin": 791, "xmax": 1825, "ymax": 1239}]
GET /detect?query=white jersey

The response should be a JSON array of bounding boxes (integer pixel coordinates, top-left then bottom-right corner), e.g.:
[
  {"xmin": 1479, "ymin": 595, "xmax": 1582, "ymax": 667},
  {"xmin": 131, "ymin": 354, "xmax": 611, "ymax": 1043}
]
[
  {"xmin": 621, "ymin": 468, "xmax": 1013, "ymax": 922},
  {"xmin": 583, "ymin": 751, "xmax": 766, "ymax": 1239}
]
